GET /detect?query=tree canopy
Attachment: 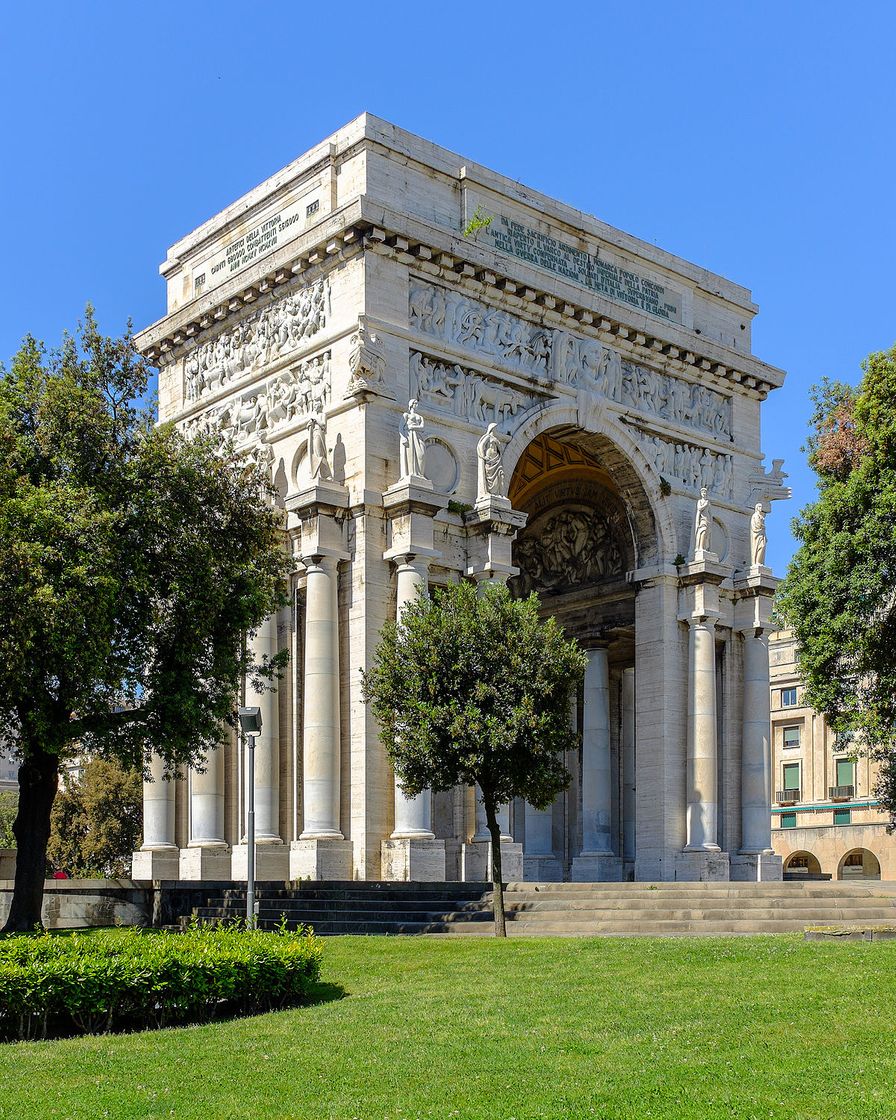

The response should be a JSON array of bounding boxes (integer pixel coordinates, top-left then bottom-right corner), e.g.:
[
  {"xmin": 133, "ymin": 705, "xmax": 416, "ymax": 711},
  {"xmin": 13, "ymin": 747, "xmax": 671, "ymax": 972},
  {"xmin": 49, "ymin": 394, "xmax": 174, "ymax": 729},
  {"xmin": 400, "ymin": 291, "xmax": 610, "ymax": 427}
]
[
  {"xmin": 47, "ymin": 758, "xmax": 142, "ymax": 878},
  {"xmin": 777, "ymin": 344, "xmax": 896, "ymax": 826},
  {"xmin": 0, "ymin": 309, "xmax": 291, "ymax": 930},
  {"xmin": 362, "ymin": 579, "xmax": 585, "ymax": 934}
]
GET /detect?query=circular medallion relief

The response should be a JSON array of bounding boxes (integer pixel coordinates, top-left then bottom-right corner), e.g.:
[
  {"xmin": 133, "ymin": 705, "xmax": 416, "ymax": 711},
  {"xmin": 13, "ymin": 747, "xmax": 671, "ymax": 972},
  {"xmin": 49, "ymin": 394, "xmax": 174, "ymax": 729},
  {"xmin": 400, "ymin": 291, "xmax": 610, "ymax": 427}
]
[{"xmin": 425, "ymin": 438, "xmax": 460, "ymax": 493}]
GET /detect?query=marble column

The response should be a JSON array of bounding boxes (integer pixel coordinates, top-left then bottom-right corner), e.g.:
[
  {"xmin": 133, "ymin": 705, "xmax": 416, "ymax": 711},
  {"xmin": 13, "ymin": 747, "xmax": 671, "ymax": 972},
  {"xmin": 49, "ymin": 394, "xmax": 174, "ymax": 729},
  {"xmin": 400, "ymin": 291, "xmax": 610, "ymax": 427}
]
[
  {"xmin": 391, "ymin": 558, "xmax": 434, "ymax": 840},
  {"xmin": 573, "ymin": 647, "xmax": 621, "ymax": 880},
  {"xmin": 621, "ymin": 667, "xmax": 636, "ymax": 864},
  {"xmin": 290, "ymin": 555, "xmax": 352, "ymax": 879},
  {"xmin": 179, "ymin": 742, "xmax": 231, "ymax": 879},
  {"xmin": 132, "ymin": 753, "xmax": 179, "ymax": 879},
  {"xmin": 231, "ymin": 613, "xmax": 289, "ymax": 880},
  {"xmin": 684, "ymin": 616, "xmax": 721, "ymax": 852}
]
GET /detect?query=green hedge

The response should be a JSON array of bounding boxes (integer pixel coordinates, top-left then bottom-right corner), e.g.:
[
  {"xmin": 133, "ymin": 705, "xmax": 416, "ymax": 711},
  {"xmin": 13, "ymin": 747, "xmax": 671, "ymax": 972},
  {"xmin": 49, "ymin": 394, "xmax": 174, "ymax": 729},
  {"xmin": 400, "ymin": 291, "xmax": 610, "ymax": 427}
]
[{"xmin": 0, "ymin": 924, "xmax": 323, "ymax": 1041}]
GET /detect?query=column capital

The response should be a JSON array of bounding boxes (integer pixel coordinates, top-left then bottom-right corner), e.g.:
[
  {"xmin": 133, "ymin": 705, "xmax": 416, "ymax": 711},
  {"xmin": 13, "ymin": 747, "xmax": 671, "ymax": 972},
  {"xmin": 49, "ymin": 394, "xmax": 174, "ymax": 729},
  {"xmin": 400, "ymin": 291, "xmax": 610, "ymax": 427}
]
[
  {"xmin": 382, "ymin": 480, "xmax": 449, "ymax": 518},
  {"xmin": 463, "ymin": 500, "xmax": 526, "ymax": 583}
]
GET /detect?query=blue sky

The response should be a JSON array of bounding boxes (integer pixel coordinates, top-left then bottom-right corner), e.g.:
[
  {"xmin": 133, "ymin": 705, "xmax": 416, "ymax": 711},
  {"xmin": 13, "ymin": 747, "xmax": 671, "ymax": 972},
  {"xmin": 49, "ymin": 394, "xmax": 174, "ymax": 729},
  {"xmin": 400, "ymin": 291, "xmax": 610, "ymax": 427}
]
[{"xmin": 2, "ymin": 1, "xmax": 894, "ymax": 574}]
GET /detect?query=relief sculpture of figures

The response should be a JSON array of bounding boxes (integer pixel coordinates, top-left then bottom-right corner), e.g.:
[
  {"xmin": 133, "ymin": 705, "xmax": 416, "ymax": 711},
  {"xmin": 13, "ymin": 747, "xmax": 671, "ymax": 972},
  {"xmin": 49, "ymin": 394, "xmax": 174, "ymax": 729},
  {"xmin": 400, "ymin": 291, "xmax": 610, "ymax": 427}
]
[
  {"xmin": 476, "ymin": 423, "xmax": 508, "ymax": 502},
  {"xmin": 184, "ymin": 278, "xmax": 328, "ymax": 402},
  {"xmin": 750, "ymin": 503, "xmax": 767, "ymax": 567},
  {"xmin": 399, "ymin": 399, "xmax": 427, "ymax": 480},
  {"xmin": 346, "ymin": 316, "xmax": 390, "ymax": 397},
  {"xmin": 693, "ymin": 486, "xmax": 712, "ymax": 557},
  {"xmin": 308, "ymin": 412, "xmax": 331, "ymax": 481}
]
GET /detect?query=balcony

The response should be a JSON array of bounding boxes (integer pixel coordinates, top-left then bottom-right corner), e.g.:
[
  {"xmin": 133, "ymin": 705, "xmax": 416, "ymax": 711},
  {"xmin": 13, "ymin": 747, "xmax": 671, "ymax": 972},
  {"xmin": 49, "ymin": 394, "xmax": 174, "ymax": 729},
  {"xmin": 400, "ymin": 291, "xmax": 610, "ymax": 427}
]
[
  {"xmin": 776, "ymin": 789, "xmax": 801, "ymax": 805},
  {"xmin": 829, "ymin": 785, "xmax": 855, "ymax": 801}
]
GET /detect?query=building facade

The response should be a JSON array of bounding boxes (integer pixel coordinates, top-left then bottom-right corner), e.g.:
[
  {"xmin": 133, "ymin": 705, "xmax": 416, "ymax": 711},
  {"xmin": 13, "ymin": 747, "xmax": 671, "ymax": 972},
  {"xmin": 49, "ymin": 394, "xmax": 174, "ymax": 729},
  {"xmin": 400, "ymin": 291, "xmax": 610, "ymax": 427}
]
[
  {"xmin": 0, "ymin": 749, "xmax": 17, "ymax": 793},
  {"xmin": 770, "ymin": 629, "xmax": 894, "ymax": 879},
  {"xmin": 132, "ymin": 115, "xmax": 790, "ymax": 884}
]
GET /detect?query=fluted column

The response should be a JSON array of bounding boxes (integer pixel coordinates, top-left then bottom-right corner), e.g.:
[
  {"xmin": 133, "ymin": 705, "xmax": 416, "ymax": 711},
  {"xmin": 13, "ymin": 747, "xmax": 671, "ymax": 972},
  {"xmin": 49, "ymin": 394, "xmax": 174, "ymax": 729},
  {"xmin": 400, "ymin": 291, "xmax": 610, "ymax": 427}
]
[
  {"xmin": 391, "ymin": 557, "xmax": 434, "ymax": 839},
  {"xmin": 300, "ymin": 556, "xmax": 343, "ymax": 839},
  {"xmin": 740, "ymin": 628, "xmax": 773, "ymax": 853},
  {"xmin": 685, "ymin": 615, "xmax": 721, "ymax": 851},
  {"xmin": 141, "ymin": 753, "xmax": 176, "ymax": 851},
  {"xmin": 581, "ymin": 647, "xmax": 612, "ymax": 855},
  {"xmin": 247, "ymin": 612, "xmax": 281, "ymax": 843}
]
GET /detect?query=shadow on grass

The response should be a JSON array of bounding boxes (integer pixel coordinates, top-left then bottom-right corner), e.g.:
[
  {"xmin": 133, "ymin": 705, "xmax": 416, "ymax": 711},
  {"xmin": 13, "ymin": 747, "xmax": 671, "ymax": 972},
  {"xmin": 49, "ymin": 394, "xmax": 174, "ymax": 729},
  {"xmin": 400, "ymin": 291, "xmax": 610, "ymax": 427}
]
[{"xmin": 299, "ymin": 980, "xmax": 348, "ymax": 1009}]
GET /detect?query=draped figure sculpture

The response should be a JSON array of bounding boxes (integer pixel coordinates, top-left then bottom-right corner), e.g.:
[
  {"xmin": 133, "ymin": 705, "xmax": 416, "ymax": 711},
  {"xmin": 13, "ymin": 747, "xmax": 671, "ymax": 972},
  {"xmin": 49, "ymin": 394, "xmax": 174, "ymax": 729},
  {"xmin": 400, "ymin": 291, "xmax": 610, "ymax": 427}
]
[
  {"xmin": 308, "ymin": 412, "xmax": 331, "ymax": 481},
  {"xmin": 693, "ymin": 486, "xmax": 712, "ymax": 557},
  {"xmin": 476, "ymin": 422, "xmax": 508, "ymax": 502},
  {"xmin": 399, "ymin": 398, "xmax": 427, "ymax": 480},
  {"xmin": 750, "ymin": 503, "xmax": 767, "ymax": 567}
]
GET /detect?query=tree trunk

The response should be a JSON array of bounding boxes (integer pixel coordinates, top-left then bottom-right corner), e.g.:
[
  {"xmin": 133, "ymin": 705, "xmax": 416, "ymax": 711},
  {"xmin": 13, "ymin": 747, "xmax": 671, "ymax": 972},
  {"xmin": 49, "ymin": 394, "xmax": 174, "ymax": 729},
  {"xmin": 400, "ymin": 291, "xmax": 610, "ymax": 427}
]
[
  {"xmin": 483, "ymin": 796, "xmax": 506, "ymax": 938},
  {"xmin": 2, "ymin": 743, "xmax": 60, "ymax": 933}
]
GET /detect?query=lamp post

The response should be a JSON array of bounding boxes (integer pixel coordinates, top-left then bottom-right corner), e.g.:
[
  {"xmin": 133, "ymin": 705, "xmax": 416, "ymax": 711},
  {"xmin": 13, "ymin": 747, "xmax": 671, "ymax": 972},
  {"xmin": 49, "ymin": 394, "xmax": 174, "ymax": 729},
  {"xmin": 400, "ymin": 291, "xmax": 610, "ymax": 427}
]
[{"xmin": 238, "ymin": 706, "xmax": 263, "ymax": 929}]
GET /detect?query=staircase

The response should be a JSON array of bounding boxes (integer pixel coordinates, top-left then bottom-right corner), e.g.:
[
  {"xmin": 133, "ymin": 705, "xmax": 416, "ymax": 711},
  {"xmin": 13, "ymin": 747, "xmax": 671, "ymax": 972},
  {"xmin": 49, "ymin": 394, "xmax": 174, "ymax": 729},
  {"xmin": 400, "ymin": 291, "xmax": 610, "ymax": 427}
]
[{"xmin": 191, "ymin": 880, "xmax": 896, "ymax": 936}]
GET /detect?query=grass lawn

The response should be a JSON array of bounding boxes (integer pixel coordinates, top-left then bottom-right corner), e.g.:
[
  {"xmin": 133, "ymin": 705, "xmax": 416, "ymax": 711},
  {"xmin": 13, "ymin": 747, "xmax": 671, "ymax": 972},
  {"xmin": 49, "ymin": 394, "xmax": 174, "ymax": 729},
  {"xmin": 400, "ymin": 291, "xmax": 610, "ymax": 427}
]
[{"xmin": 1, "ymin": 934, "xmax": 894, "ymax": 1120}]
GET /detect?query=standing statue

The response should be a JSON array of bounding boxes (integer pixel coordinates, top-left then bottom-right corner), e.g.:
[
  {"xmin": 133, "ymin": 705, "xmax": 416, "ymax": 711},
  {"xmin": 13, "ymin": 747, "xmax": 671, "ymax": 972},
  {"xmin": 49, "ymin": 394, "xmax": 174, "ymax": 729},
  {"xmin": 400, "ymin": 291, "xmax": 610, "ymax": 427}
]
[
  {"xmin": 750, "ymin": 503, "xmax": 767, "ymax": 567},
  {"xmin": 399, "ymin": 398, "xmax": 427, "ymax": 480},
  {"xmin": 693, "ymin": 486, "xmax": 712, "ymax": 556},
  {"xmin": 308, "ymin": 413, "xmax": 332, "ymax": 481},
  {"xmin": 476, "ymin": 423, "xmax": 508, "ymax": 501}
]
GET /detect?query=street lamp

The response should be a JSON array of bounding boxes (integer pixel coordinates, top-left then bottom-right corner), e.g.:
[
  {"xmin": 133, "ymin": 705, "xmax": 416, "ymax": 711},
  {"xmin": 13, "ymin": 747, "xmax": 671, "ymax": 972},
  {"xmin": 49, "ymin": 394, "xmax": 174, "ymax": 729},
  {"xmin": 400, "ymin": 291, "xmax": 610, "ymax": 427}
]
[{"xmin": 238, "ymin": 706, "xmax": 262, "ymax": 929}]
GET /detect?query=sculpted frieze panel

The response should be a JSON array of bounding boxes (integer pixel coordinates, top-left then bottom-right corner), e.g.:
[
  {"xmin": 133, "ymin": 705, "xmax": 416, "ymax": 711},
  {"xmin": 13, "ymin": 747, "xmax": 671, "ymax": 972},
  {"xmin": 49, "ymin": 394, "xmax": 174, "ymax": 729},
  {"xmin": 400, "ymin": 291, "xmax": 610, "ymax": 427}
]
[
  {"xmin": 409, "ymin": 279, "xmax": 731, "ymax": 439},
  {"xmin": 639, "ymin": 430, "xmax": 735, "ymax": 499},
  {"xmin": 512, "ymin": 503, "xmax": 628, "ymax": 597},
  {"xmin": 184, "ymin": 278, "xmax": 329, "ymax": 401},
  {"xmin": 410, "ymin": 351, "xmax": 540, "ymax": 430}
]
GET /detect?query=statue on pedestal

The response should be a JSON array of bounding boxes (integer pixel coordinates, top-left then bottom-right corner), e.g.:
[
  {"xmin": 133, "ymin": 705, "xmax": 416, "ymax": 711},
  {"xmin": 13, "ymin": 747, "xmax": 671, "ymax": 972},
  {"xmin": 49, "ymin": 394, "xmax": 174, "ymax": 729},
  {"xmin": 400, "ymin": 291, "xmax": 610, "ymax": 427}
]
[
  {"xmin": 693, "ymin": 486, "xmax": 712, "ymax": 557},
  {"xmin": 476, "ymin": 423, "xmax": 508, "ymax": 501},
  {"xmin": 750, "ymin": 503, "xmax": 767, "ymax": 567},
  {"xmin": 399, "ymin": 399, "xmax": 427, "ymax": 480},
  {"xmin": 308, "ymin": 412, "xmax": 331, "ymax": 481}
]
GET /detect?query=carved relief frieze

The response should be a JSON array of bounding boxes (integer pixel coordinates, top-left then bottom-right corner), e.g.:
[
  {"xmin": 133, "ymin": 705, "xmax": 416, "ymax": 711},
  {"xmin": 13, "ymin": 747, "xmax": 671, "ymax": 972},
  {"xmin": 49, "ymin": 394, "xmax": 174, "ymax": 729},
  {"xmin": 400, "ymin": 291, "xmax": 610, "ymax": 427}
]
[
  {"xmin": 410, "ymin": 351, "xmax": 541, "ymax": 430},
  {"xmin": 638, "ymin": 430, "xmax": 735, "ymax": 499},
  {"xmin": 184, "ymin": 278, "xmax": 329, "ymax": 402},
  {"xmin": 409, "ymin": 279, "xmax": 732, "ymax": 440},
  {"xmin": 512, "ymin": 504, "xmax": 628, "ymax": 597}
]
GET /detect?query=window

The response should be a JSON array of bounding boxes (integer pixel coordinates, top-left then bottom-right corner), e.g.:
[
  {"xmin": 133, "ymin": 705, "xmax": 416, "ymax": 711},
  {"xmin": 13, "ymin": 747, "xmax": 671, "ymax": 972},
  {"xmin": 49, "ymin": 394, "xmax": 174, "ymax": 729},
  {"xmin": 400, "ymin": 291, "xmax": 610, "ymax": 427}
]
[
  {"xmin": 783, "ymin": 762, "xmax": 800, "ymax": 792},
  {"xmin": 306, "ymin": 199, "xmax": 320, "ymax": 217},
  {"xmin": 836, "ymin": 759, "xmax": 855, "ymax": 787},
  {"xmin": 783, "ymin": 726, "xmax": 801, "ymax": 750},
  {"xmin": 781, "ymin": 687, "xmax": 798, "ymax": 708},
  {"xmin": 780, "ymin": 812, "xmax": 797, "ymax": 828},
  {"xmin": 833, "ymin": 809, "xmax": 852, "ymax": 826}
]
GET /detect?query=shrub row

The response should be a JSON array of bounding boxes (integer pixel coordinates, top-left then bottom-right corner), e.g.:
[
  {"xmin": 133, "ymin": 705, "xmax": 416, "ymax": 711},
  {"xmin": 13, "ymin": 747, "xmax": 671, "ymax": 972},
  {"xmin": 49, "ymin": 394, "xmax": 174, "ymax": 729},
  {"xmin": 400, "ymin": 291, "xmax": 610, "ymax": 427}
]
[{"xmin": 0, "ymin": 923, "xmax": 323, "ymax": 1041}]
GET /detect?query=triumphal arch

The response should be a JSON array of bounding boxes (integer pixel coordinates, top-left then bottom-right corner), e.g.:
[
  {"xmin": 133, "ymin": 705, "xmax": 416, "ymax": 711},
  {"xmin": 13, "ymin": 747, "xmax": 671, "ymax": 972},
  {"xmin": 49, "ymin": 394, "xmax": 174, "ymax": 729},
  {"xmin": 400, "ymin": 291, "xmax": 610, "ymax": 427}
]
[{"xmin": 133, "ymin": 115, "xmax": 791, "ymax": 884}]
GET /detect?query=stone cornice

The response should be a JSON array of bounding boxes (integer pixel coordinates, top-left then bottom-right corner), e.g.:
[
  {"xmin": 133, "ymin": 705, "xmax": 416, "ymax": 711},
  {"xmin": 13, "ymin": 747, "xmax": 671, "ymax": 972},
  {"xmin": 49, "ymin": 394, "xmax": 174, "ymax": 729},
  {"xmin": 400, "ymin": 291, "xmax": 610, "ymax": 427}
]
[{"xmin": 138, "ymin": 199, "xmax": 784, "ymax": 402}]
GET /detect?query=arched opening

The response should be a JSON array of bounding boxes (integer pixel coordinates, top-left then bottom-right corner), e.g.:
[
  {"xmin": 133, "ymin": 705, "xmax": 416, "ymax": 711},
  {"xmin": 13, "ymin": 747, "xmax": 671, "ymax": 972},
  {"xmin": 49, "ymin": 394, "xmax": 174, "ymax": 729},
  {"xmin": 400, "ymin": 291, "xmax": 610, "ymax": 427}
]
[
  {"xmin": 838, "ymin": 848, "xmax": 881, "ymax": 881},
  {"xmin": 784, "ymin": 851, "xmax": 822, "ymax": 877}
]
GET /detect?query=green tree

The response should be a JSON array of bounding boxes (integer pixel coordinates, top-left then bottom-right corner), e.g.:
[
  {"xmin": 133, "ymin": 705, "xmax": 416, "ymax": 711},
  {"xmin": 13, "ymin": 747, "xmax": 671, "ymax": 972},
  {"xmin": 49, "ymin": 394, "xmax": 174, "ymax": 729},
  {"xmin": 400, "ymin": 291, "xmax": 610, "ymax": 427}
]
[
  {"xmin": 777, "ymin": 345, "xmax": 896, "ymax": 826},
  {"xmin": 362, "ymin": 580, "xmax": 585, "ymax": 936},
  {"xmin": 47, "ymin": 758, "xmax": 143, "ymax": 878},
  {"xmin": 0, "ymin": 790, "xmax": 17, "ymax": 849},
  {"xmin": 0, "ymin": 310, "xmax": 290, "ymax": 931}
]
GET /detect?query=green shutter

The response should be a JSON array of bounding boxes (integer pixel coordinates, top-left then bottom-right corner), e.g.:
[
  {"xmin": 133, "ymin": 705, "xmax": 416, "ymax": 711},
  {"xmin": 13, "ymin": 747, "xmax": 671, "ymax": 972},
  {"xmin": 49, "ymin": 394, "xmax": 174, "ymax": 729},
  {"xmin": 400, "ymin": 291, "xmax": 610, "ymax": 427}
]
[
  {"xmin": 836, "ymin": 759, "xmax": 854, "ymax": 787},
  {"xmin": 783, "ymin": 763, "xmax": 800, "ymax": 791}
]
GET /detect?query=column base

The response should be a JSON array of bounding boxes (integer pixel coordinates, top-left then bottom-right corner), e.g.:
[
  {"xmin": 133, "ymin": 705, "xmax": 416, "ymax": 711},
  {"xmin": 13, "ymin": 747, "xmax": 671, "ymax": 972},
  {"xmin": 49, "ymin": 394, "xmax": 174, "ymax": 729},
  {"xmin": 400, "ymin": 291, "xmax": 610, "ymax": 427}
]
[
  {"xmin": 674, "ymin": 850, "xmax": 730, "ymax": 882},
  {"xmin": 179, "ymin": 846, "xmax": 232, "ymax": 880},
  {"xmin": 571, "ymin": 853, "xmax": 624, "ymax": 882},
  {"xmin": 131, "ymin": 849, "xmax": 180, "ymax": 881},
  {"xmin": 381, "ymin": 838, "xmax": 446, "ymax": 882},
  {"xmin": 231, "ymin": 843, "xmax": 289, "ymax": 882},
  {"xmin": 730, "ymin": 852, "xmax": 783, "ymax": 882},
  {"xmin": 289, "ymin": 839, "xmax": 353, "ymax": 881},
  {"xmin": 460, "ymin": 841, "xmax": 523, "ymax": 883},
  {"xmin": 523, "ymin": 854, "xmax": 564, "ymax": 882}
]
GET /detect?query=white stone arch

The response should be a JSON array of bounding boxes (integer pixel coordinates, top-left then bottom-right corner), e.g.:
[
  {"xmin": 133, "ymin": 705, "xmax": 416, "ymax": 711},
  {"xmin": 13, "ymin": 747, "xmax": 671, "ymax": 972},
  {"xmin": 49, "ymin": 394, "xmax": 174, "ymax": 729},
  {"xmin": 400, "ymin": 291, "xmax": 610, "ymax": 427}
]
[{"xmin": 504, "ymin": 399, "xmax": 677, "ymax": 567}]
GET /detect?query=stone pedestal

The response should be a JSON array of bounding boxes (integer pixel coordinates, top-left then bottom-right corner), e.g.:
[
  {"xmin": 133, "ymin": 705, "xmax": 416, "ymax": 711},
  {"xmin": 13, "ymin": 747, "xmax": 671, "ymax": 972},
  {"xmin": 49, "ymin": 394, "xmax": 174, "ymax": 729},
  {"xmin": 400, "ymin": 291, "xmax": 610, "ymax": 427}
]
[
  {"xmin": 730, "ymin": 852, "xmax": 783, "ymax": 881},
  {"xmin": 179, "ymin": 846, "xmax": 232, "ymax": 880},
  {"xmin": 523, "ymin": 853, "xmax": 564, "ymax": 882},
  {"xmin": 460, "ymin": 840, "xmax": 523, "ymax": 883},
  {"xmin": 674, "ymin": 850, "xmax": 730, "ymax": 882},
  {"xmin": 381, "ymin": 838, "xmax": 446, "ymax": 881},
  {"xmin": 289, "ymin": 838, "xmax": 353, "ymax": 881},
  {"xmin": 231, "ymin": 843, "xmax": 289, "ymax": 882},
  {"xmin": 131, "ymin": 849, "xmax": 180, "ymax": 881},
  {"xmin": 571, "ymin": 853, "xmax": 624, "ymax": 882}
]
